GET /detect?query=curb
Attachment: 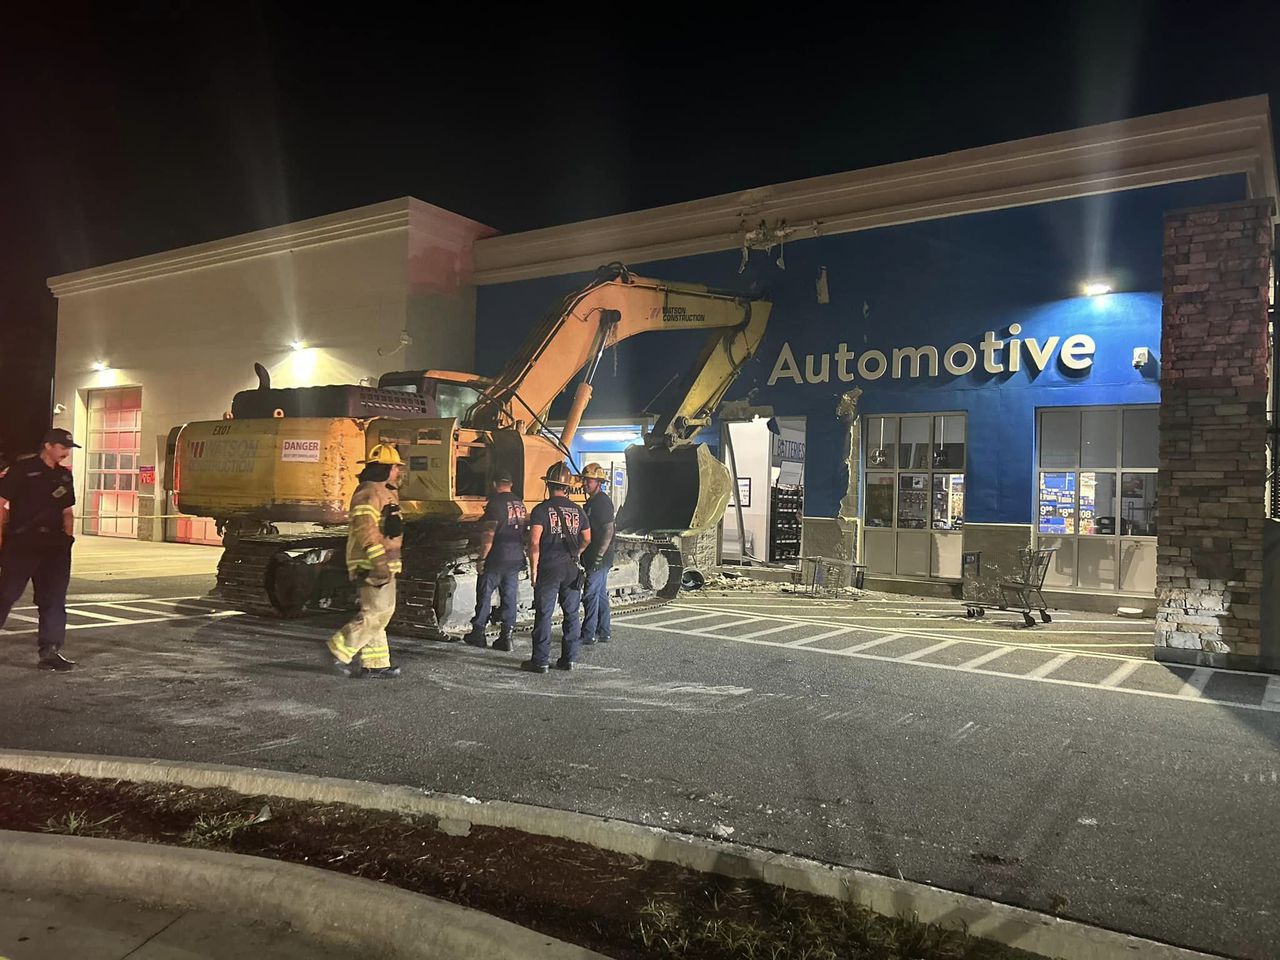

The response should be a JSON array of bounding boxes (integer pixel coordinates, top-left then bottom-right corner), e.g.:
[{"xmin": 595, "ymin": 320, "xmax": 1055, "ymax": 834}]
[
  {"xmin": 0, "ymin": 748, "xmax": 1221, "ymax": 960},
  {"xmin": 0, "ymin": 830, "xmax": 607, "ymax": 960}
]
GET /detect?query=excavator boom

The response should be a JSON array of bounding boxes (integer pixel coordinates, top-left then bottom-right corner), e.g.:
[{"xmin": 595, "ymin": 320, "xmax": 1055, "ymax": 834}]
[{"xmin": 468, "ymin": 264, "xmax": 771, "ymax": 537}]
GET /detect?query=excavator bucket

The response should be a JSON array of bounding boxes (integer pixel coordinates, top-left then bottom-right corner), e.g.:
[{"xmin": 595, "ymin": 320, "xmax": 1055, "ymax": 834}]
[{"xmin": 615, "ymin": 443, "xmax": 733, "ymax": 537}]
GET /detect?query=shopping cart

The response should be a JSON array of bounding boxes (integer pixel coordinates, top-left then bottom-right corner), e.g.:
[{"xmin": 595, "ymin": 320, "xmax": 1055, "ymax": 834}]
[{"xmin": 962, "ymin": 548, "xmax": 1056, "ymax": 627}]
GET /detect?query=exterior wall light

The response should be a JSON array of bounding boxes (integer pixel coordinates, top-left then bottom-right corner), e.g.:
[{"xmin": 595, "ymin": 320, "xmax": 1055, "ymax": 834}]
[
  {"xmin": 290, "ymin": 340, "xmax": 307, "ymax": 351},
  {"xmin": 1082, "ymin": 281, "xmax": 1113, "ymax": 297},
  {"xmin": 92, "ymin": 360, "xmax": 109, "ymax": 371}
]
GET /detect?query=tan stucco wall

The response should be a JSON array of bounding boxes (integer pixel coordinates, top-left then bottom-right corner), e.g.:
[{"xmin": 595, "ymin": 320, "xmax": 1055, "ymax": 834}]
[{"xmin": 51, "ymin": 203, "xmax": 493, "ymax": 539}]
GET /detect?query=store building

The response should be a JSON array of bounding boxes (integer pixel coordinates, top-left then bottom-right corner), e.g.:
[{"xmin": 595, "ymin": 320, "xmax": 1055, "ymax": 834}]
[{"xmin": 48, "ymin": 97, "xmax": 1276, "ymax": 636}]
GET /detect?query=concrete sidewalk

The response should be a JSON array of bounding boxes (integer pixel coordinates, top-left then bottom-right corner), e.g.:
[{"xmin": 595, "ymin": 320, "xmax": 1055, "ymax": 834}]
[
  {"xmin": 0, "ymin": 888, "xmax": 354, "ymax": 960},
  {"xmin": 70, "ymin": 536, "xmax": 221, "ymax": 582}
]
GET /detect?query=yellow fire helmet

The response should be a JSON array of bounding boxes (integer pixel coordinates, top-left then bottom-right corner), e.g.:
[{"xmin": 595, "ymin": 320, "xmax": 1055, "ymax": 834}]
[
  {"xmin": 361, "ymin": 443, "xmax": 404, "ymax": 466},
  {"xmin": 541, "ymin": 461, "xmax": 578, "ymax": 487},
  {"xmin": 579, "ymin": 462, "xmax": 608, "ymax": 481}
]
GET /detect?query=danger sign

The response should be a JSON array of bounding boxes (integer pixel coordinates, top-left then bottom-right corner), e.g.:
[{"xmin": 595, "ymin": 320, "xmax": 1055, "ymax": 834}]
[{"xmin": 281, "ymin": 439, "xmax": 322, "ymax": 463}]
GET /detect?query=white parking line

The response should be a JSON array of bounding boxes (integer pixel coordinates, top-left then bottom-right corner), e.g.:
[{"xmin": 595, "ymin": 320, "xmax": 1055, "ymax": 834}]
[
  {"xmin": 66, "ymin": 608, "xmax": 135, "ymax": 623},
  {"xmin": 1264, "ymin": 677, "xmax": 1280, "ymax": 709},
  {"xmin": 2, "ymin": 610, "xmax": 244, "ymax": 638},
  {"xmin": 958, "ymin": 646, "xmax": 1016, "ymax": 670},
  {"xmin": 1099, "ymin": 660, "xmax": 1144, "ymax": 688},
  {"xmin": 784, "ymin": 625, "xmax": 855, "ymax": 647},
  {"xmin": 1177, "ymin": 668, "xmax": 1214, "ymax": 699},
  {"xmin": 5, "ymin": 613, "xmax": 41, "ymax": 624},
  {"xmin": 739, "ymin": 622, "xmax": 809, "ymax": 640},
  {"xmin": 898, "ymin": 639, "xmax": 959, "ymax": 662},
  {"xmin": 1027, "ymin": 653, "xmax": 1076, "ymax": 679},
  {"xmin": 647, "ymin": 612, "xmax": 724, "ymax": 628},
  {"xmin": 839, "ymin": 633, "xmax": 907, "ymax": 654}
]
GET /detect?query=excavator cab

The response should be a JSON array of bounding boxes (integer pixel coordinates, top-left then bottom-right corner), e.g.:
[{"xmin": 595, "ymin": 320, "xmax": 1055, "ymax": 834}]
[{"xmin": 614, "ymin": 443, "xmax": 734, "ymax": 536}]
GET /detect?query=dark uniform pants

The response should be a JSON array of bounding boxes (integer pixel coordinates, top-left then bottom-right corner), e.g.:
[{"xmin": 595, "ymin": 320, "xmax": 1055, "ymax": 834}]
[
  {"xmin": 582, "ymin": 565, "xmax": 612, "ymax": 642},
  {"xmin": 530, "ymin": 567, "xmax": 582, "ymax": 667},
  {"xmin": 0, "ymin": 535, "xmax": 72, "ymax": 656},
  {"xmin": 470, "ymin": 565, "xmax": 520, "ymax": 637}
]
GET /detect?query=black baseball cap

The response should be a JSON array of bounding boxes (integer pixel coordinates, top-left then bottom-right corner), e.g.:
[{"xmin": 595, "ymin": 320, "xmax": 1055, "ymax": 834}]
[
  {"xmin": 43, "ymin": 428, "xmax": 81, "ymax": 448},
  {"xmin": 493, "ymin": 469, "xmax": 514, "ymax": 483}
]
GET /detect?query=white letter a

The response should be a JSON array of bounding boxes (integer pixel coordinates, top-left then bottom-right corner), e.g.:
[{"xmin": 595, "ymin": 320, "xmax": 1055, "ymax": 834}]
[{"xmin": 768, "ymin": 342, "xmax": 804, "ymax": 385}]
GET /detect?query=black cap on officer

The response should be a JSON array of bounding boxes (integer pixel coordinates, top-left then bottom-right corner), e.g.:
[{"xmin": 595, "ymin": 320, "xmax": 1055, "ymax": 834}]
[
  {"xmin": 493, "ymin": 468, "xmax": 514, "ymax": 484},
  {"xmin": 43, "ymin": 429, "xmax": 81, "ymax": 449}
]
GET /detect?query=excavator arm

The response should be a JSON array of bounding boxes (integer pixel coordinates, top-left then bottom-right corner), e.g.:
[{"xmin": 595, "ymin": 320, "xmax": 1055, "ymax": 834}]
[
  {"xmin": 467, "ymin": 264, "xmax": 772, "ymax": 538},
  {"xmin": 469, "ymin": 264, "xmax": 771, "ymax": 450}
]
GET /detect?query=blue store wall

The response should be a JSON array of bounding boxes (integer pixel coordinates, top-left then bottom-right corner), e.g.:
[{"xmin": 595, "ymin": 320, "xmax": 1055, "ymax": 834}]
[{"xmin": 476, "ymin": 175, "xmax": 1246, "ymax": 524}]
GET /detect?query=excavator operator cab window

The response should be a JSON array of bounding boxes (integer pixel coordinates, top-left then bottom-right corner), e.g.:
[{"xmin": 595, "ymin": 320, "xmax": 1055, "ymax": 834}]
[{"xmin": 434, "ymin": 382, "xmax": 482, "ymax": 421}]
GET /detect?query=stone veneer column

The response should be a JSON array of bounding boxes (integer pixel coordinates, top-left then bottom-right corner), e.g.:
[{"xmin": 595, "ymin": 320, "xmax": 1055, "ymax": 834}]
[{"xmin": 1156, "ymin": 198, "xmax": 1274, "ymax": 665}]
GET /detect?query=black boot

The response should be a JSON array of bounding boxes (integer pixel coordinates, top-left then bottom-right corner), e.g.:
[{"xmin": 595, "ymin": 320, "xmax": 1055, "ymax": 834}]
[
  {"xmin": 463, "ymin": 632, "xmax": 488, "ymax": 649},
  {"xmin": 361, "ymin": 665, "xmax": 402, "ymax": 679},
  {"xmin": 38, "ymin": 653, "xmax": 76, "ymax": 671},
  {"xmin": 493, "ymin": 635, "xmax": 514, "ymax": 652},
  {"xmin": 520, "ymin": 660, "xmax": 549, "ymax": 674}
]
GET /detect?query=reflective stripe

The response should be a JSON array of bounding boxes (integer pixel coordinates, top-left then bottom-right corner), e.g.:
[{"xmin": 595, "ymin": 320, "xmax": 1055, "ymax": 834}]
[
  {"xmin": 388, "ymin": 561, "xmax": 402, "ymax": 573},
  {"xmin": 366, "ymin": 544, "xmax": 386, "ymax": 558},
  {"xmin": 347, "ymin": 560, "xmax": 373, "ymax": 573},
  {"xmin": 327, "ymin": 633, "xmax": 357, "ymax": 662},
  {"xmin": 350, "ymin": 505, "xmax": 381, "ymax": 520}
]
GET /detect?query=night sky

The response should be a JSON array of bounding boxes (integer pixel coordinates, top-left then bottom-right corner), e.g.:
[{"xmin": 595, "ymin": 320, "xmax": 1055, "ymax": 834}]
[{"xmin": 2, "ymin": 2, "xmax": 1277, "ymax": 460}]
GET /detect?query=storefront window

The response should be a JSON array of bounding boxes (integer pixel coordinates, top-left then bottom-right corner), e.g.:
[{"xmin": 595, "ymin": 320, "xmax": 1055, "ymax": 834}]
[
  {"xmin": 898, "ymin": 417, "xmax": 931, "ymax": 469},
  {"xmin": 932, "ymin": 415, "xmax": 965, "ymax": 469},
  {"xmin": 863, "ymin": 414, "xmax": 967, "ymax": 531},
  {"xmin": 1038, "ymin": 472, "xmax": 1076, "ymax": 535},
  {"xmin": 932, "ymin": 474, "xmax": 964, "ymax": 529},
  {"xmin": 1036, "ymin": 405, "xmax": 1158, "ymax": 592},
  {"xmin": 1080, "ymin": 471, "xmax": 1118, "ymax": 535},
  {"xmin": 1121, "ymin": 473, "xmax": 1158, "ymax": 535},
  {"xmin": 898, "ymin": 473, "xmax": 929, "ymax": 528},
  {"xmin": 866, "ymin": 473, "xmax": 895, "ymax": 527},
  {"xmin": 866, "ymin": 417, "xmax": 898, "ymax": 469},
  {"xmin": 1122, "ymin": 408, "xmax": 1159, "ymax": 468}
]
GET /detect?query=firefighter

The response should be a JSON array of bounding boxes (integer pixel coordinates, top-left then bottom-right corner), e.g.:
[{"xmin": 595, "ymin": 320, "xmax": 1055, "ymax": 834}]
[
  {"xmin": 0, "ymin": 429, "xmax": 80, "ymax": 670},
  {"xmin": 324, "ymin": 444, "xmax": 404, "ymax": 679},
  {"xmin": 578, "ymin": 462, "xmax": 615, "ymax": 646},
  {"xmin": 523, "ymin": 462, "xmax": 590, "ymax": 673},
  {"xmin": 464, "ymin": 469, "xmax": 527, "ymax": 652}
]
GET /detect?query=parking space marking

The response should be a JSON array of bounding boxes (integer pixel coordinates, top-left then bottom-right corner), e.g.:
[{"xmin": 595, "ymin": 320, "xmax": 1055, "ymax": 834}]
[
  {"xmin": 1264, "ymin": 678, "xmax": 1280, "ymax": 708},
  {"xmin": 1099, "ymin": 660, "xmax": 1144, "ymax": 688},
  {"xmin": 898, "ymin": 639, "xmax": 959, "ymax": 662},
  {"xmin": 617, "ymin": 602, "xmax": 1279, "ymax": 714},
  {"xmin": 958, "ymin": 646, "xmax": 1016, "ymax": 670},
  {"xmin": 785, "ymin": 626, "xmax": 855, "ymax": 646},
  {"xmin": 840, "ymin": 633, "xmax": 907, "ymax": 654},
  {"xmin": 66, "ymin": 608, "xmax": 134, "ymax": 623},
  {"xmin": 740, "ymin": 622, "xmax": 809, "ymax": 640},
  {"xmin": 5, "ymin": 612, "xmax": 41, "ymax": 624},
  {"xmin": 1027, "ymin": 653, "xmax": 1076, "ymax": 679},
  {"xmin": 1178, "ymin": 668, "xmax": 1214, "ymax": 699},
  {"xmin": 649, "ymin": 612, "xmax": 724, "ymax": 628}
]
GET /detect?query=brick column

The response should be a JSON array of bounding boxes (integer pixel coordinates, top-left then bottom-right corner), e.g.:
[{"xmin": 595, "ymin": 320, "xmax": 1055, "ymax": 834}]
[{"xmin": 1156, "ymin": 198, "xmax": 1274, "ymax": 666}]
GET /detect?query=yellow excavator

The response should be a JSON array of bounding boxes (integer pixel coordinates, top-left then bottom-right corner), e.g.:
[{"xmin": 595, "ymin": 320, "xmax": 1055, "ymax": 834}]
[{"xmin": 169, "ymin": 264, "xmax": 771, "ymax": 637}]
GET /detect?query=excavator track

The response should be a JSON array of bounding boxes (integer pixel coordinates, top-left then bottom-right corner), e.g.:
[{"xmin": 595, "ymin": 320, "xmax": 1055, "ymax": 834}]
[{"xmin": 212, "ymin": 528, "xmax": 685, "ymax": 639}]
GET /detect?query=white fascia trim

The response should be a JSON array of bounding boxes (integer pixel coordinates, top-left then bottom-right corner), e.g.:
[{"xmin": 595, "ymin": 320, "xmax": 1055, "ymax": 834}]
[
  {"xmin": 473, "ymin": 96, "xmax": 1277, "ymax": 285},
  {"xmin": 48, "ymin": 198, "xmax": 495, "ymax": 298}
]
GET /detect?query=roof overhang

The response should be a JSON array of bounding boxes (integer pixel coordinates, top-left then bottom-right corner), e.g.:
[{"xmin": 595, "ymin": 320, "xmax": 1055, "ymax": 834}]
[{"xmin": 473, "ymin": 95, "xmax": 1277, "ymax": 285}]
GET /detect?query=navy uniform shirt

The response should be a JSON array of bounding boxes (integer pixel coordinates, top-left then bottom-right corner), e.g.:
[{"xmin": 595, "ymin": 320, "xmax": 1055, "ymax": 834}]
[
  {"xmin": 0, "ymin": 456, "xmax": 76, "ymax": 537},
  {"xmin": 528, "ymin": 495, "xmax": 586, "ymax": 573},
  {"xmin": 481, "ymin": 491, "xmax": 528, "ymax": 570},
  {"xmin": 583, "ymin": 490, "xmax": 616, "ymax": 567}
]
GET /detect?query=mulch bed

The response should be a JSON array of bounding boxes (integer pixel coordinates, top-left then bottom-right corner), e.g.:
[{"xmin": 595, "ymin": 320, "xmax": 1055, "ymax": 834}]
[{"xmin": 0, "ymin": 770, "xmax": 1044, "ymax": 960}]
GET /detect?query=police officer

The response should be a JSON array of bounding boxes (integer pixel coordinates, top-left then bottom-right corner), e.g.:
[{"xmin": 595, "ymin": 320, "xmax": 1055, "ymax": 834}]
[
  {"xmin": 578, "ymin": 463, "xmax": 616, "ymax": 647},
  {"xmin": 325, "ymin": 444, "xmax": 405, "ymax": 679},
  {"xmin": 0, "ymin": 428, "xmax": 80, "ymax": 670},
  {"xmin": 464, "ymin": 469, "xmax": 527, "ymax": 652},
  {"xmin": 523, "ymin": 462, "xmax": 590, "ymax": 673}
]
